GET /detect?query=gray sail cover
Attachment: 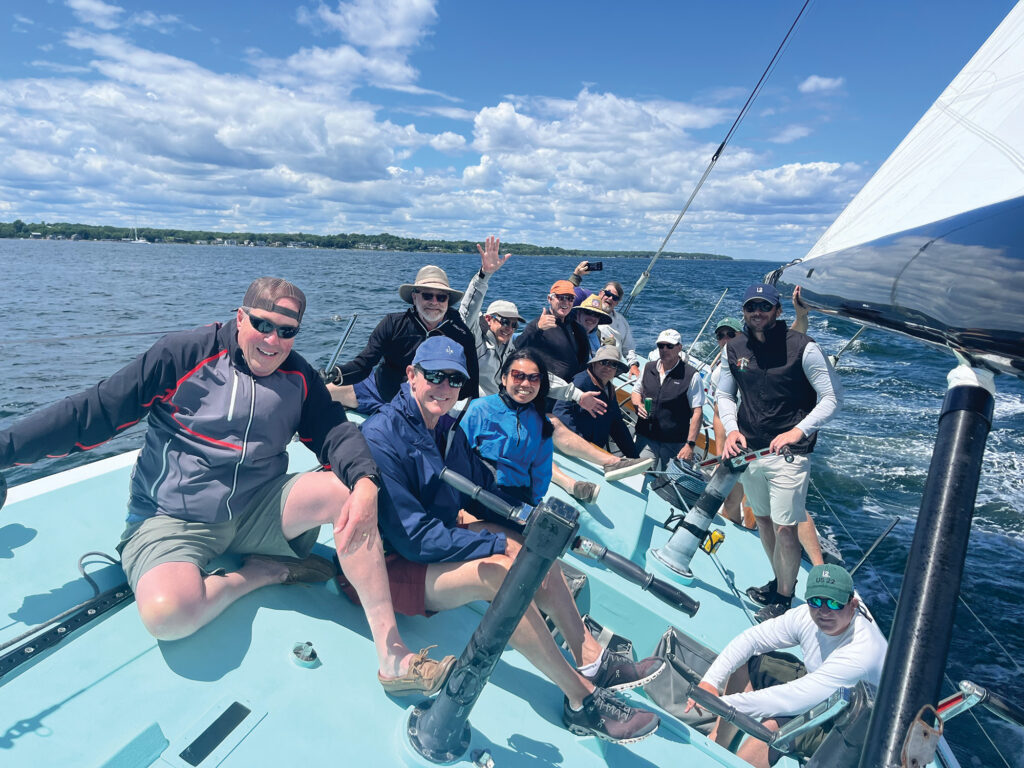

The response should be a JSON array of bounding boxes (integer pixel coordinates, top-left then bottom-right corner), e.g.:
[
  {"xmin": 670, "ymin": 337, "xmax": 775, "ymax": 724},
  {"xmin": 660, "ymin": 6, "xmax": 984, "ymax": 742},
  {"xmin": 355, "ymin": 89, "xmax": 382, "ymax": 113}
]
[{"xmin": 778, "ymin": 2, "xmax": 1024, "ymax": 378}]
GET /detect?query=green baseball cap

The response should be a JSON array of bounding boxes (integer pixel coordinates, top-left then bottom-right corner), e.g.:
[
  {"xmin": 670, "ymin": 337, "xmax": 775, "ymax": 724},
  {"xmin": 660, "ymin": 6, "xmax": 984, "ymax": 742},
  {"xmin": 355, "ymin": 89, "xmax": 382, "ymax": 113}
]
[
  {"xmin": 804, "ymin": 564, "xmax": 854, "ymax": 604},
  {"xmin": 715, "ymin": 316, "xmax": 744, "ymax": 334}
]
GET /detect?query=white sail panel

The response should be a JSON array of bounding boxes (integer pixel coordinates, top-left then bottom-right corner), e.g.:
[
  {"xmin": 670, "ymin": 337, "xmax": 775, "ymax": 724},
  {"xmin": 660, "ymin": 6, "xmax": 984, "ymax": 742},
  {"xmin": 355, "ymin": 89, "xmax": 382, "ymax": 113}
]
[{"xmin": 805, "ymin": 2, "xmax": 1024, "ymax": 259}]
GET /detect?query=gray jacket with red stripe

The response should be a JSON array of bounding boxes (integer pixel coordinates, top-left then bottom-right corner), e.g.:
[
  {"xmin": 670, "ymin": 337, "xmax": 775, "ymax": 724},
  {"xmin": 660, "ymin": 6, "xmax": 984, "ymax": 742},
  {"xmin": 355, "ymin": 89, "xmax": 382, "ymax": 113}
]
[{"xmin": 0, "ymin": 320, "xmax": 377, "ymax": 524}]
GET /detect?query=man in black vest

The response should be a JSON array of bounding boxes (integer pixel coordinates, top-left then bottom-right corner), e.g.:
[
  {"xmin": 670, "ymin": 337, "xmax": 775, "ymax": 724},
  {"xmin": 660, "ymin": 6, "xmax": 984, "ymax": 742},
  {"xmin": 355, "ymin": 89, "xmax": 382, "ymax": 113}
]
[
  {"xmin": 718, "ymin": 284, "xmax": 842, "ymax": 622},
  {"xmin": 630, "ymin": 329, "xmax": 704, "ymax": 472}
]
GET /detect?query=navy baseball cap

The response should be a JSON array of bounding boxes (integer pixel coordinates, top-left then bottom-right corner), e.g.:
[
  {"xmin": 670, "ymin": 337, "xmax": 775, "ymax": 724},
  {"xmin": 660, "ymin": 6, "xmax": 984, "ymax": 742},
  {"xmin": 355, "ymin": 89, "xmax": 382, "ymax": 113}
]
[
  {"xmin": 412, "ymin": 336, "xmax": 469, "ymax": 377},
  {"xmin": 742, "ymin": 283, "xmax": 781, "ymax": 307}
]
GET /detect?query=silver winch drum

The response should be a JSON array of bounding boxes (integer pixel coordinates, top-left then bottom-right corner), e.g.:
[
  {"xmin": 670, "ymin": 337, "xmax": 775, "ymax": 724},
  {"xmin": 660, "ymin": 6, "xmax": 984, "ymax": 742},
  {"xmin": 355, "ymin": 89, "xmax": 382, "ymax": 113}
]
[{"xmin": 658, "ymin": 459, "xmax": 709, "ymax": 507}]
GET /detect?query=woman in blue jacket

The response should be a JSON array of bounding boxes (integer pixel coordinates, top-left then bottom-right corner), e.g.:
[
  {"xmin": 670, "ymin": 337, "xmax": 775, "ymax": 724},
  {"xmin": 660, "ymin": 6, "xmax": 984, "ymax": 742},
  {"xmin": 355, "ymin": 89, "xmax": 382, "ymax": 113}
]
[{"xmin": 461, "ymin": 350, "xmax": 554, "ymax": 505}]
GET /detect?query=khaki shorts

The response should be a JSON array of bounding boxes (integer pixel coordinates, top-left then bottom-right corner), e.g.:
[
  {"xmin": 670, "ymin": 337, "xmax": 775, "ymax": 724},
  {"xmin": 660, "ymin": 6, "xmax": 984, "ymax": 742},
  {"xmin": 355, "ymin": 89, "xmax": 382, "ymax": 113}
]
[
  {"xmin": 742, "ymin": 452, "xmax": 809, "ymax": 526},
  {"xmin": 748, "ymin": 651, "xmax": 830, "ymax": 761},
  {"xmin": 117, "ymin": 473, "xmax": 318, "ymax": 590}
]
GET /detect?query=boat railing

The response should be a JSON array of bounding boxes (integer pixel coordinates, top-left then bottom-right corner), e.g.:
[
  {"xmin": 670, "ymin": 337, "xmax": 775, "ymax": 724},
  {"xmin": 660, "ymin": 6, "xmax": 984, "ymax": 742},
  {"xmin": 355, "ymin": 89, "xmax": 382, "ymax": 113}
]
[{"xmin": 938, "ymin": 681, "xmax": 1024, "ymax": 730}]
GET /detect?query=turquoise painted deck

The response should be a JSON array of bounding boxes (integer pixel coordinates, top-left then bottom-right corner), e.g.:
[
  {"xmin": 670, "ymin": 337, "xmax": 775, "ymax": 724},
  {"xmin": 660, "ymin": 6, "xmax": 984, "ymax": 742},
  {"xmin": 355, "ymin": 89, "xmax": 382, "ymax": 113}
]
[{"xmin": 0, "ymin": 416, "xmax": 953, "ymax": 766}]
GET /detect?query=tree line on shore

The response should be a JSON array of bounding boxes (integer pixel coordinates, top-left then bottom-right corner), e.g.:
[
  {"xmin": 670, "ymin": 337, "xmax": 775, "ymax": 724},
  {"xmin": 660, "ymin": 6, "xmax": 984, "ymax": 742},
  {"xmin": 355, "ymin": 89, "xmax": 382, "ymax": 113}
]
[{"xmin": 0, "ymin": 219, "xmax": 731, "ymax": 260}]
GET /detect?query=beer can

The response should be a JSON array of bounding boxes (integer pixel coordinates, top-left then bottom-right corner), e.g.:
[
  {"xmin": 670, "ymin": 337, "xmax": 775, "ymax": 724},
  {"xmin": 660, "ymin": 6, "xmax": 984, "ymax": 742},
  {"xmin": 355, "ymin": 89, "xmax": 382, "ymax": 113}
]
[{"xmin": 643, "ymin": 397, "xmax": 653, "ymax": 415}]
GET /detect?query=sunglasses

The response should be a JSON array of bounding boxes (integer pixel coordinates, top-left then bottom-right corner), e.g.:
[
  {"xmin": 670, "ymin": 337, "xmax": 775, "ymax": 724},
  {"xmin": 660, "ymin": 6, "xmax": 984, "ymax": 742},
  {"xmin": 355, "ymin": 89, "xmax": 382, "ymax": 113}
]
[
  {"xmin": 579, "ymin": 310, "xmax": 603, "ymax": 320},
  {"xmin": 552, "ymin": 293, "xmax": 575, "ymax": 302},
  {"xmin": 416, "ymin": 366, "xmax": 468, "ymax": 388},
  {"xmin": 744, "ymin": 300, "xmax": 775, "ymax": 313},
  {"xmin": 716, "ymin": 329, "xmax": 737, "ymax": 340},
  {"xmin": 416, "ymin": 291, "xmax": 449, "ymax": 303},
  {"xmin": 601, "ymin": 289, "xmax": 622, "ymax": 302},
  {"xmin": 494, "ymin": 316, "xmax": 519, "ymax": 329},
  {"xmin": 595, "ymin": 360, "xmax": 620, "ymax": 368},
  {"xmin": 807, "ymin": 596, "xmax": 847, "ymax": 611},
  {"xmin": 508, "ymin": 370, "xmax": 542, "ymax": 384},
  {"xmin": 242, "ymin": 308, "xmax": 300, "ymax": 339},
  {"xmin": 657, "ymin": 342, "xmax": 678, "ymax": 350}
]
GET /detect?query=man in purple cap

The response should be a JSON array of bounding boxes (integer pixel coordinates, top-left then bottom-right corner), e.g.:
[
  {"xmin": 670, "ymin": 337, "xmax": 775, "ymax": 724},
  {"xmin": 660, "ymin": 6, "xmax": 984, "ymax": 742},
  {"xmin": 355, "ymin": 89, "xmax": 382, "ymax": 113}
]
[
  {"xmin": 0, "ymin": 277, "xmax": 453, "ymax": 695},
  {"xmin": 356, "ymin": 336, "xmax": 665, "ymax": 743},
  {"xmin": 717, "ymin": 284, "xmax": 842, "ymax": 622}
]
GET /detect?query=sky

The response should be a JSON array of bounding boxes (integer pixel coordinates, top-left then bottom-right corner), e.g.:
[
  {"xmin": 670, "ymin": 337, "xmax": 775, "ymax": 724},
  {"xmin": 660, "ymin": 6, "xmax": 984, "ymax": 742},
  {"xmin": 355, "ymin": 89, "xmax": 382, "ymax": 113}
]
[{"xmin": 1, "ymin": 0, "xmax": 1018, "ymax": 261}]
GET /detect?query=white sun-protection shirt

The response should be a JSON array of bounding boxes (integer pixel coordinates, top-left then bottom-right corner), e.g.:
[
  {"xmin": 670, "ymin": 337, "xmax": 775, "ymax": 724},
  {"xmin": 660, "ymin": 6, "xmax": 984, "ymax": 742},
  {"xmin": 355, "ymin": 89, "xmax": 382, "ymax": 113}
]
[{"xmin": 702, "ymin": 602, "xmax": 887, "ymax": 720}]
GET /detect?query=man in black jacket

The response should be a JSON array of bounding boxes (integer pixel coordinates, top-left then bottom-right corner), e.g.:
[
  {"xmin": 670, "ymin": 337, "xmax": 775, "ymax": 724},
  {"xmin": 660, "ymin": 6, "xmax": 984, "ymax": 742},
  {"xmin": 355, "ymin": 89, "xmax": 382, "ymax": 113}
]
[
  {"xmin": 329, "ymin": 265, "xmax": 479, "ymax": 414},
  {"xmin": 0, "ymin": 277, "xmax": 453, "ymax": 695}
]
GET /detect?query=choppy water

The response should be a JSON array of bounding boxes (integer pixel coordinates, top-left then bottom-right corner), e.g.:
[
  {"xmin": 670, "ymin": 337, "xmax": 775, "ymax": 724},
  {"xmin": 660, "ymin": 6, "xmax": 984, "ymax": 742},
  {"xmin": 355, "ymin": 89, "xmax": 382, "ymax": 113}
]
[{"xmin": 2, "ymin": 239, "xmax": 1022, "ymax": 767}]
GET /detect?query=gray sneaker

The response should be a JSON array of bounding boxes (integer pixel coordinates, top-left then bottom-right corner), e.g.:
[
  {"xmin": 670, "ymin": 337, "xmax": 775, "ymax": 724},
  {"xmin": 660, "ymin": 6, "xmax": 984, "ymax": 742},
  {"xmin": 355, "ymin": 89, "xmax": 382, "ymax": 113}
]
[
  {"xmin": 572, "ymin": 481, "xmax": 601, "ymax": 504},
  {"xmin": 563, "ymin": 687, "xmax": 660, "ymax": 744},
  {"xmin": 603, "ymin": 457, "xmax": 655, "ymax": 482},
  {"xmin": 585, "ymin": 650, "xmax": 665, "ymax": 692}
]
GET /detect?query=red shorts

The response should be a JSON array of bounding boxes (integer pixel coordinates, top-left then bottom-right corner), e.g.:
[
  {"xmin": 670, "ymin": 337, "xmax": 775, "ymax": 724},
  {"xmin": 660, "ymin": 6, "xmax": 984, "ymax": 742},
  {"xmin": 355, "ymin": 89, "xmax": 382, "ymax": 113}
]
[{"xmin": 338, "ymin": 553, "xmax": 432, "ymax": 617}]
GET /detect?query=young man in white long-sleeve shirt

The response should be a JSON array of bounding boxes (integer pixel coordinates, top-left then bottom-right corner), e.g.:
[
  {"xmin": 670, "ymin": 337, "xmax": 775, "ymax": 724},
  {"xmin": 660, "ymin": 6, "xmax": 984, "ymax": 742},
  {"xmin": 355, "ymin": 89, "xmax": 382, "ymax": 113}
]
[{"xmin": 690, "ymin": 564, "xmax": 887, "ymax": 766}]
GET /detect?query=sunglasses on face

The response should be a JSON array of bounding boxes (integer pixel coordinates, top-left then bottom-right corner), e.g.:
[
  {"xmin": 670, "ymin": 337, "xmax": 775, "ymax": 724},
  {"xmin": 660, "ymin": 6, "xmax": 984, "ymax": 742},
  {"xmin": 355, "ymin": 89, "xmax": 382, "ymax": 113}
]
[
  {"xmin": 579, "ymin": 310, "xmax": 603, "ymax": 320},
  {"xmin": 601, "ymin": 289, "xmax": 622, "ymax": 302},
  {"xmin": 242, "ymin": 308, "xmax": 300, "ymax": 339},
  {"xmin": 416, "ymin": 291, "xmax": 449, "ymax": 303},
  {"xmin": 493, "ymin": 316, "xmax": 519, "ymax": 329},
  {"xmin": 416, "ymin": 366, "xmax": 467, "ymax": 388},
  {"xmin": 657, "ymin": 342, "xmax": 678, "ymax": 350},
  {"xmin": 716, "ymin": 329, "xmax": 737, "ymax": 340},
  {"xmin": 596, "ymin": 360, "xmax": 620, "ymax": 369},
  {"xmin": 744, "ymin": 300, "xmax": 775, "ymax": 313},
  {"xmin": 807, "ymin": 596, "xmax": 846, "ymax": 611},
  {"xmin": 552, "ymin": 293, "xmax": 575, "ymax": 302},
  {"xmin": 508, "ymin": 369, "xmax": 542, "ymax": 384}
]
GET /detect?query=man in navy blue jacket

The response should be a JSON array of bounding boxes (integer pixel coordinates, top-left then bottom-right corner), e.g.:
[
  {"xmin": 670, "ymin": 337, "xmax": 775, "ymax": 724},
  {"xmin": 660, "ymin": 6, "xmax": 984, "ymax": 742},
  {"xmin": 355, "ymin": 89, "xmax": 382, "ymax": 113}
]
[{"xmin": 358, "ymin": 337, "xmax": 664, "ymax": 744}]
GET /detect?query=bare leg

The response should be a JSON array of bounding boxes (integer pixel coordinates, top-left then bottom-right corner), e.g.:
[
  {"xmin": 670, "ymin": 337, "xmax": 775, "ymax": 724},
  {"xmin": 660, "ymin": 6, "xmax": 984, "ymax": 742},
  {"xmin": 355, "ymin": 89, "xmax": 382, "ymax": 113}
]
[
  {"xmin": 711, "ymin": 663, "xmax": 753, "ymax": 749},
  {"xmin": 735, "ymin": 718, "xmax": 780, "ymax": 768},
  {"xmin": 551, "ymin": 417, "xmax": 616, "ymax": 466},
  {"xmin": 797, "ymin": 514, "xmax": 824, "ymax": 566},
  {"xmin": 280, "ymin": 472, "xmax": 413, "ymax": 678},
  {"xmin": 327, "ymin": 383, "xmax": 358, "ymax": 408},
  {"xmin": 754, "ymin": 514, "xmax": 775, "ymax": 563},
  {"xmin": 551, "ymin": 463, "xmax": 578, "ymax": 494},
  {"xmin": 771, "ymin": 523, "xmax": 802, "ymax": 600},
  {"xmin": 719, "ymin": 482, "xmax": 745, "ymax": 525}
]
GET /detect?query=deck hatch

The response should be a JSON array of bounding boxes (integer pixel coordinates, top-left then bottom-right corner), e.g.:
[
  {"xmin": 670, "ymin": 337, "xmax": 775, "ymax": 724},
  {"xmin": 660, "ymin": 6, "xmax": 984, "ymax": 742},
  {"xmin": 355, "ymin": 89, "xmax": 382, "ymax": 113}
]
[{"xmin": 178, "ymin": 701, "xmax": 251, "ymax": 766}]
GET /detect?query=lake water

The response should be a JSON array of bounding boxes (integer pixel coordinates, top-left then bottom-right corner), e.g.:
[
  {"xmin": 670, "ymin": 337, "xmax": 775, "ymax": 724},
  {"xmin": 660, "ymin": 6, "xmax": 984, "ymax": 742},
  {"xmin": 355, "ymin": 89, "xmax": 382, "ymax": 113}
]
[{"xmin": 2, "ymin": 239, "xmax": 1022, "ymax": 766}]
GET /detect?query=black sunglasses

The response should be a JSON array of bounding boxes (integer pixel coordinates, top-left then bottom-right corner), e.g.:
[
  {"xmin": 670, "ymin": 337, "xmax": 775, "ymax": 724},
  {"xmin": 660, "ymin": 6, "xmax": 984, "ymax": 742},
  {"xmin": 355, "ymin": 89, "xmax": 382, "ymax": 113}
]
[
  {"xmin": 579, "ymin": 309, "xmax": 603, "ymax": 320},
  {"xmin": 744, "ymin": 300, "xmax": 775, "ymax": 313},
  {"xmin": 416, "ymin": 366, "xmax": 467, "ymax": 388},
  {"xmin": 552, "ymin": 293, "xmax": 575, "ymax": 302},
  {"xmin": 494, "ymin": 317, "xmax": 519, "ymax": 329},
  {"xmin": 716, "ymin": 329, "xmax": 737, "ymax": 340},
  {"xmin": 657, "ymin": 342, "xmax": 677, "ymax": 349},
  {"xmin": 242, "ymin": 308, "xmax": 300, "ymax": 339},
  {"xmin": 508, "ymin": 370, "xmax": 542, "ymax": 384},
  {"xmin": 416, "ymin": 291, "xmax": 449, "ymax": 303},
  {"xmin": 601, "ymin": 289, "xmax": 622, "ymax": 302}
]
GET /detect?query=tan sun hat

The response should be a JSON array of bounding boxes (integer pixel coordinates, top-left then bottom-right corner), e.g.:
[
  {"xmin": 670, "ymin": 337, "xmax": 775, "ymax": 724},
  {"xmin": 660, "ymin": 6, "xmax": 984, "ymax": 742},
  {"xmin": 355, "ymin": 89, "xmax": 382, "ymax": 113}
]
[
  {"xmin": 588, "ymin": 345, "xmax": 628, "ymax": 375},
  {"xmin": 572, "ymin": 294, "xmax": 612, "ymax": 325},
  {"xmin": 398, "ymin": 265, "xmax": 464, "ymax": 304}
]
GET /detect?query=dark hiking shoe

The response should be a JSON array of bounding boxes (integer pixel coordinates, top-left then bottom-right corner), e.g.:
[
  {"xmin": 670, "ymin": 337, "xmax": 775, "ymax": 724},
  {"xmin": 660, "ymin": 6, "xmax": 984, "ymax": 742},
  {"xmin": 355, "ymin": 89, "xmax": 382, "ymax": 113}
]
[
  {"xmin": 572, "ymin": 481, "xmax": 601, "ymax": 504},
  {"xmin": 563, "ymin": 688, "xmax": 660, "ymax": 744},
  {"xmin": 755, "ymin": 599, "xmax": 792, "ymax": 623},
  {"xmin": 745, "ymin": 578, "xmax": 779, "ymax": 606},
  {"xmin": 603, "ymin": 457, "xmax": 655, "ymax": 482},
  {"xmin": 585, "ymin": 650, "xmax": 666, "ymax": 692}
]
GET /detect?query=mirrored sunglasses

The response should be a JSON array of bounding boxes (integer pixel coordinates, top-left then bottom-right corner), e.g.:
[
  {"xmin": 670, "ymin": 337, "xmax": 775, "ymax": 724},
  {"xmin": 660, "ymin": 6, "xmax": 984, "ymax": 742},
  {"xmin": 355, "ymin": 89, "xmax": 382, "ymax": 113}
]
[
  {"xmin": 242, "ymin": 308, "xmax": 300, "ymax": 339},
  {"xmin": 553, "ymin": 293, "xmax": 575, "ymax": 302},
  {"xmin": 807, "ymin": 596, "xmax": 846, "ymax": 611},
  {"xmin": 417, "ymin": 366, "xmax": 467, "ymax": 388},
  {"xmin": 494, "ymin": 316, "xmax": 519, "ymax": 329}
]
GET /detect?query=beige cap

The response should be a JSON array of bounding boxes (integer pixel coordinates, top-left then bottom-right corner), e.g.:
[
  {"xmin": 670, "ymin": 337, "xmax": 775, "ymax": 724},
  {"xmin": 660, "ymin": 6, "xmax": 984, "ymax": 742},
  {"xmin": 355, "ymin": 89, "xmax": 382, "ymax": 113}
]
[{"xmin": 485, "ymin": 299, "xmax": 525, "ymax": 322}]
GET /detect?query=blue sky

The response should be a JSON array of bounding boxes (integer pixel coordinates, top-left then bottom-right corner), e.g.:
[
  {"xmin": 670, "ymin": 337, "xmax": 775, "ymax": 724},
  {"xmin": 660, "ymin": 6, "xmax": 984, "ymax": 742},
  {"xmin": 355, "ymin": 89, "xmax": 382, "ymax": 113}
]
[{"xmin": 2, "ymin": 0, "xmax": 1017, "ymax": 260}]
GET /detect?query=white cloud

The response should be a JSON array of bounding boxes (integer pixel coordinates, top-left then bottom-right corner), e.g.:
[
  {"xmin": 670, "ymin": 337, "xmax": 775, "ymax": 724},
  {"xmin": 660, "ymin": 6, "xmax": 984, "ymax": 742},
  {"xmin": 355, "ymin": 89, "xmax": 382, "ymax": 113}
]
[
  {"xmin": 301, "ymin": 0, "xmax": 438, "ymax": 49},
  {"xmin": 770, "ymin": 124, "xmax": 812, "ymax": 144},
  {"xmin": 14, "ymin": 14, "xmax": 34, "ymax": 25},
  {"xmin": 66, "ymin": 0, "xmax": 124, "ymax": 31},
  {"xmin": 798, "ymin": 75, "xmax": 844, "ymax": 94}
]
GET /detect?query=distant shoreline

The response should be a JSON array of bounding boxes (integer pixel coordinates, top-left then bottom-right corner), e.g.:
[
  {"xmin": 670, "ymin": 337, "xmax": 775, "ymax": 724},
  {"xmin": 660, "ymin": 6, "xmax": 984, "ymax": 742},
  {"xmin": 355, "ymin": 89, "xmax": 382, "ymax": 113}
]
[{"xmin": 0, "ymin": 219, "xmax": 731, "ymax": 260}]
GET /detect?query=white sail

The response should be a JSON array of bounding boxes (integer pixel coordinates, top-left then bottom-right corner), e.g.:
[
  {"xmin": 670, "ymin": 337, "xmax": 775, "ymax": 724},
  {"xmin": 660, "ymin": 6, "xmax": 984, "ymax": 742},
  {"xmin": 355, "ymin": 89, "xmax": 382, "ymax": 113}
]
[{"xmin": 805, "ymin": 1, "xmax": 1024, "ymax": 259}]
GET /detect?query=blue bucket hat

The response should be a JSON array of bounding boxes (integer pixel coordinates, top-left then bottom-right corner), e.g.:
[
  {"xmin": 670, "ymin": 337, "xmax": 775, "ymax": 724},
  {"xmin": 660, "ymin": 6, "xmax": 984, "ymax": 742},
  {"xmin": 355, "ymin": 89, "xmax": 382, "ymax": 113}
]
[
  {"xmin": 742, "ymin": 283, "xmax": 781, "ymax": 307},
  {"xmin": 412, "ymin": 336, "xmax": 469, "ymax": 378}
]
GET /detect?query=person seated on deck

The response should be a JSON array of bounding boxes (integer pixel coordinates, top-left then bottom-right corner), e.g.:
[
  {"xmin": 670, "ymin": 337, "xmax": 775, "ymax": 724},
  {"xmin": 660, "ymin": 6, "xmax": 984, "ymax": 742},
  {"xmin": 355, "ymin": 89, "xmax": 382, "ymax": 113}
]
[
  {"xmin": 351, "ymin": 337, "xmax": 665, "ymax": 743},
  {"xmin": 552, "ymin": 346, "xmax": 641, "ymax": 462},
  {"xmin": 457, "ymin": 235, "xmax": 521, "ymax": 397},
  {"xmin": 685, "ymin": 564, "xmax": 886, "ymax": 767},
  {"xmin": 515, "ymin": 281, "xmax": 652, "ymax": 491},
  {"xmin": 568, "ymin": 261, "xmax": 641, "ymax": 380},
  {"xmin": 328, "ymin": 265, "xmax": 479, "ymax": 415},
  {"xmin": 630, "ymin": 329, "xmax": 705, "ymax": 473},
  {"xmin": 0, "ymin": 277, "xmax": 454, "ymax": 696}
]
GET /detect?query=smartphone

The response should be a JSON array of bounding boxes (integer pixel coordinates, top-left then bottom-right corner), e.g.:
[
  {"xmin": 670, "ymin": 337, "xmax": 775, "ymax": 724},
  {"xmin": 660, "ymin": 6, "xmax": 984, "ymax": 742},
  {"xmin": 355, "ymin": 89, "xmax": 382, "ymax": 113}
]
[{"xmin": 587, "ymin": 261, "xmax": 603, "ymax": 271}]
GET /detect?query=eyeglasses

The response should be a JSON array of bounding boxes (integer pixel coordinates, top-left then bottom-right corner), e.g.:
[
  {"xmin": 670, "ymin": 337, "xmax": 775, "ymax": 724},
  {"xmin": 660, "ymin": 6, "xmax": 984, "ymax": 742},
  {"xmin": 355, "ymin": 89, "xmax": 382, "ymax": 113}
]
[
  {"xmin": 242, "ymin": 308, "xmax": 300, "ymax": 339},
  {"xmin": 601, "ymin": 289, "xmax": 622, "ymax": 302},
  {"xmin": 552, "ymin": 293, "xmax": 575, "ymax": 302},
  {"xmin": 508, "ymin": 370, "xmax": 542, "ymax": 384},
  {"xmin": 416, "ymin": 366, "xmax": 467, "ymax": 388},
  {"xmin": 716, "ymin": 329, "xmax": 737, "ymax": 340},
  {"xmin": 657, "ymin": 342, "xmax": 678, "ymax": 350},
  {"xmin": 494, "ymin": 317, "xmax": 519, "ymax": 329},
  {"xmin": 744, "ymin": 300, "xmax": 775, "ymax": 313},
  {"xmin": 416, "ymin": 291, "xmax": 449, "ymax": 303},
  {"xmin": 807, "ymin": 596, "xmax": 846, "ymax": 611}
]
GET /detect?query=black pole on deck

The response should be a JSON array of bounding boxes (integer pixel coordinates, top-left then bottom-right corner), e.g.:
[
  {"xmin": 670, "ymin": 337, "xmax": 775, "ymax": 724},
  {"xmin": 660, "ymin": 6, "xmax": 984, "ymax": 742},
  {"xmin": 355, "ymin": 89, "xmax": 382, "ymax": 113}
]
[
  {"xmin": 407, "ymin": 496, "xmax": 580, "ymax": 763},
  {"xmin": 858, "ymin": 376, "xmax": 994, "ymax": 768}
]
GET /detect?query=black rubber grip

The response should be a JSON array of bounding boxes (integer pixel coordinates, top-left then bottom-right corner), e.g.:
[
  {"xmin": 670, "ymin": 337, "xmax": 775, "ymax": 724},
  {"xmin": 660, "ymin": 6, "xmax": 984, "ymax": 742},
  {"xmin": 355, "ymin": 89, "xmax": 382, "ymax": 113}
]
[
  {"xmin": 438, "ymin": 468, "xmax": 519, "ymax": 521},
  {"xmin": 601, "ymin": 549, "xmax": 700, "ymax": 617}
]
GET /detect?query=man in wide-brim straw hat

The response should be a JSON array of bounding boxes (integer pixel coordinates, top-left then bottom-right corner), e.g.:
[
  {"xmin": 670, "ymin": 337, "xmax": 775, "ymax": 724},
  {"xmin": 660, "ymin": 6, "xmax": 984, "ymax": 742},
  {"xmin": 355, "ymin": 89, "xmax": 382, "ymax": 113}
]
[{"xmin": 328, "ymin": 264, "xmax": 479, "ymax": 414}]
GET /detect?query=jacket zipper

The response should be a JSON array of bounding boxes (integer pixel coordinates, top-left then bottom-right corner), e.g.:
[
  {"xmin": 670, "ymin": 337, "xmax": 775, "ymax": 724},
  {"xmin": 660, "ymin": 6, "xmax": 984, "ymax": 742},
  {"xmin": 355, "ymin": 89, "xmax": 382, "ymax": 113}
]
[{"xmin": 225, "ymin": 374, "xmax": 256, "ymax": 519}]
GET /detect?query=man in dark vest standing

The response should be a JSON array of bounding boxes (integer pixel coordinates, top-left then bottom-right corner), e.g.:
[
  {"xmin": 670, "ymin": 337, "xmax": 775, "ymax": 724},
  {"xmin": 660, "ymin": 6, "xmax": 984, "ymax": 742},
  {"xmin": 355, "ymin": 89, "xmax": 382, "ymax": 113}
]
[
  {"xmin": 630, "ymin": 329, "xmax": 705, "ymax": 472},
  {"xmin": 718, "ymin": 284, "xmax": 842, "ymax": 622}
]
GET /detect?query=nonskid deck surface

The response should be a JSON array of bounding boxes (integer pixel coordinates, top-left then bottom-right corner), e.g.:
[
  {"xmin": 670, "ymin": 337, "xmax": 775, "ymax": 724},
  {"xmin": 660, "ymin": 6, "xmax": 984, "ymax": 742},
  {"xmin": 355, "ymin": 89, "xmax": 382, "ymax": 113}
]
[{"xmin": 0, "ymin": 438, "xmax": 820, "ymax": 767}]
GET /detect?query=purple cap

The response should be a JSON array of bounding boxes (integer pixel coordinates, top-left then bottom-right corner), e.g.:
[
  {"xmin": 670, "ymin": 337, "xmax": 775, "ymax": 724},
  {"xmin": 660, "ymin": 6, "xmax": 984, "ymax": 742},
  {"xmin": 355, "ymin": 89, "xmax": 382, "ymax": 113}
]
[{"xmin": 742, "ymin": 283, "xmax": 781, "ymax": 307}]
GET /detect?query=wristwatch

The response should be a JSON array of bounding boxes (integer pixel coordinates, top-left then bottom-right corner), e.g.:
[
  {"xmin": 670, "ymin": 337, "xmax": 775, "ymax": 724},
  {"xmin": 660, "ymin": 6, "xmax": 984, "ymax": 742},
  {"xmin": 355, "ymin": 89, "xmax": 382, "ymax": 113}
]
[{"xmin": 687, "ymin": 440, "xmax": 697, "ymax": 448}]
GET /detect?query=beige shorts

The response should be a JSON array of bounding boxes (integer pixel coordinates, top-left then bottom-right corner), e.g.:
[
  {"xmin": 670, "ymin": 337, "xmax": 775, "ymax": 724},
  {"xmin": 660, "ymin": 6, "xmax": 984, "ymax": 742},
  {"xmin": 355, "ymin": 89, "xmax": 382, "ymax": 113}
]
[
  {"xmin": 117, "ymin": 473, "xmax": 318, "ymax": 590},
  {"xmin": 742, "ymin": 452, "xmax": 810, "ymax": 526}
]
